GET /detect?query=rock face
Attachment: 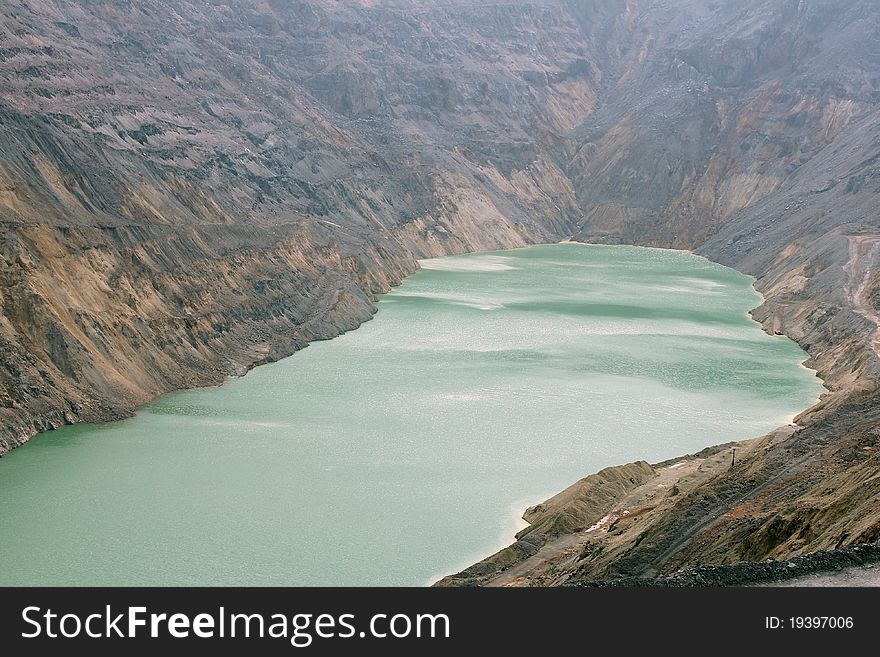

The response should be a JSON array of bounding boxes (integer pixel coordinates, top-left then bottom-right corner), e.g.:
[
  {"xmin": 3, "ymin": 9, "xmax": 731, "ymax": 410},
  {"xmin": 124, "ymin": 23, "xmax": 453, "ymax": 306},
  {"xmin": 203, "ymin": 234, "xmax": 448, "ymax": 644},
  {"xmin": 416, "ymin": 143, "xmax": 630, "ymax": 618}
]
[{"xmin": 1, "ymin": 1, "xmax": 879, "ymax": 579}]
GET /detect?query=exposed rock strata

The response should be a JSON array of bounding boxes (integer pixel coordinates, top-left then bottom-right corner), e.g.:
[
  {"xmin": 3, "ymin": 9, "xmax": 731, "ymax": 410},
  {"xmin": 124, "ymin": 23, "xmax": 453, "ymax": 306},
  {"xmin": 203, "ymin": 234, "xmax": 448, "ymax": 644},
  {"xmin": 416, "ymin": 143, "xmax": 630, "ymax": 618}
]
[
  {"xmin": 1, "ymin": 0, "xmax": 879, "ymax": 581},
  {"xmin": 572, "ymin": 541, "xmax": 880, "ymax": 587}
]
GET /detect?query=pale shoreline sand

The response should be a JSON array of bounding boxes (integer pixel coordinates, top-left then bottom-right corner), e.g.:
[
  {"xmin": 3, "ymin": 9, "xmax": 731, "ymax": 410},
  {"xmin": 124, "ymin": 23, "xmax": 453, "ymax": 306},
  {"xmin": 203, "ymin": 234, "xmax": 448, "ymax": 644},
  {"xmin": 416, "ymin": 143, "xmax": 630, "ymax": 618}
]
[
  {"xmin": 431, "ymin": 241, "xmax": 830, "ymax": 587},
  {"xmin": 423, "ymin": 494, "xmax": 541, "ymax": 587}
]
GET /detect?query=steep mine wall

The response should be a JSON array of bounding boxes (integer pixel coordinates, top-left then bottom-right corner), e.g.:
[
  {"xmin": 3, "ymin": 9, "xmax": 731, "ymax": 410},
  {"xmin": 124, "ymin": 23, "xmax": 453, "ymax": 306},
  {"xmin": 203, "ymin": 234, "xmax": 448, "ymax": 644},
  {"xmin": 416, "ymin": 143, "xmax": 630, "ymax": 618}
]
[
  {"xmin": 2, "ymin": 0, "xmax": 880, "ymax": 578},
  {"xmin": 0, "ymin": 0, "xmax": 591, "ymax": 453}
]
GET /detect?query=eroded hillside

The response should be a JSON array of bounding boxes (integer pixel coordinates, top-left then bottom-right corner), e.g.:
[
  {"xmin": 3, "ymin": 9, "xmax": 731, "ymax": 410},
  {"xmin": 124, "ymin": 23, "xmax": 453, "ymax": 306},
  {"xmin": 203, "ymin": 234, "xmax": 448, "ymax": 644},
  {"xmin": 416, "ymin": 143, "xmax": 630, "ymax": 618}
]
[{"xmin": 1, "ymin": 0, "xmax": 879, "ymax": 579}]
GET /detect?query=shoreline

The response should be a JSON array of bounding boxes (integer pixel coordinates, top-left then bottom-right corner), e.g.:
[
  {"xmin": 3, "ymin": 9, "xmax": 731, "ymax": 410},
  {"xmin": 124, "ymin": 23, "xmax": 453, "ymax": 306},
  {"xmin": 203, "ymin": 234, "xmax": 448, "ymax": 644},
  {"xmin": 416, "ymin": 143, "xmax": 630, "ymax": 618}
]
[
  {"xmin": 431, "ymin": 242, "xmax": 837, "ymax": 587},
  {"xmin": 2, "ymin": 240, "xmax": 846, "ymax": 587},
  {"xmin": 421, "ymin": 495, "xmax": 538, "ymax": 588},
  {"xmin": 0, "ymin": 269, "xmax": 399, "ymax": 459},
  {"xmin": 10, "ymin": 239, "xmax": 828, "ymax": 454}
]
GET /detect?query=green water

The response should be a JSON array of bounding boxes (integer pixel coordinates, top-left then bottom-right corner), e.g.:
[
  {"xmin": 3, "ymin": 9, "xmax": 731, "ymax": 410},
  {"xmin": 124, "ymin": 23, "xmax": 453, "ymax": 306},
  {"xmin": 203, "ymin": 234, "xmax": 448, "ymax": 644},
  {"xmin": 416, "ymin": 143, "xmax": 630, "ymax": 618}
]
[{"xmin": 0, "ymin": 244, "xmax": 823, "ymax": 586}]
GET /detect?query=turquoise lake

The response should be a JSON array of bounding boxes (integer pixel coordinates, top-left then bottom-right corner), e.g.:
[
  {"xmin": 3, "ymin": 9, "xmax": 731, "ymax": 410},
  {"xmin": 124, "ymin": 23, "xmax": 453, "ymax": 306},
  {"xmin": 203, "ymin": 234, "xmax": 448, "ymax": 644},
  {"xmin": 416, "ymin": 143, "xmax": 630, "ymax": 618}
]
[{"xmin": 0, "ymin": 244, "xmax": 824, "ymax": 585}]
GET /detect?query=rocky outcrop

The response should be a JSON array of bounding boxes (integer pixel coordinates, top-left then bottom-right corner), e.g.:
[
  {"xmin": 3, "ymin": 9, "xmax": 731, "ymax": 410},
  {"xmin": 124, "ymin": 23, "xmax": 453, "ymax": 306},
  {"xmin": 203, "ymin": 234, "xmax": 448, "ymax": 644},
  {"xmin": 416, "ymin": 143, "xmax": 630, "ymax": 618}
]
[
  {"xmin": 1, "ymin": 0, "xmax": 880, "ymax": 582},
  {"xmin": 0, "ymin": 0, "xmax": 585, "ymax": 453},
  {"xmin": 436, "ymin": 461, "xmax": 656, "ymax": 586},
  {"xmin": 572, "ymin": 542, "xmax": 880, "ymax": 587}
]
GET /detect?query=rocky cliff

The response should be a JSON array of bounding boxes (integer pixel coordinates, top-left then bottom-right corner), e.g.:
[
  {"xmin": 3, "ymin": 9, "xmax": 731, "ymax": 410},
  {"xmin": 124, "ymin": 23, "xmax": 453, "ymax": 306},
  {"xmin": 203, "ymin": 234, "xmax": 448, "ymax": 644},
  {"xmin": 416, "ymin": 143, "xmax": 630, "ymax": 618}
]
[{"xmin": 2, "ymin": 0, "xmax": 879, "ymax": 581}]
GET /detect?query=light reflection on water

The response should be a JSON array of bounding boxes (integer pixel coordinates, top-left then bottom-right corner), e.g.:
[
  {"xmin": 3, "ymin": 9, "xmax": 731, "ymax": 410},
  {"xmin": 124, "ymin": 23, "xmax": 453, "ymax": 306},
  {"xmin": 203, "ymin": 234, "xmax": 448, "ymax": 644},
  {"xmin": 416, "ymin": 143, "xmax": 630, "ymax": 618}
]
[{"xmin": 0, "ymin": 244, "xmax": 824, "ymax": 585}]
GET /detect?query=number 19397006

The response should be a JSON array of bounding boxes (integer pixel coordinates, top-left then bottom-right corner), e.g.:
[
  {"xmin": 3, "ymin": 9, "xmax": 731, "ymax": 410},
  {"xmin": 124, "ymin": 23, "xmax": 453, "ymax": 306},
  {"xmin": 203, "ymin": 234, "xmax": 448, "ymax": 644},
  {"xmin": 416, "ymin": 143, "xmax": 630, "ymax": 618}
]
[{"xmin": 765, "ymin": 616, "xmax": 854, "ymax": 629}]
